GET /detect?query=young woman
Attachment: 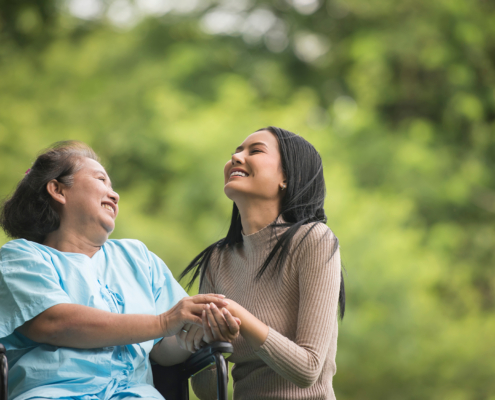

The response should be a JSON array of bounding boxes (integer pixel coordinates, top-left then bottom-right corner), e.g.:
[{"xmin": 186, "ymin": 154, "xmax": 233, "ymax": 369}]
[
  {"xmin": 180, "ymin": 127, "xmax": 345, "ymax": 400},
  {"xmin": 0, "ymin": 141, "xmax": 236, "ymax": 400}
]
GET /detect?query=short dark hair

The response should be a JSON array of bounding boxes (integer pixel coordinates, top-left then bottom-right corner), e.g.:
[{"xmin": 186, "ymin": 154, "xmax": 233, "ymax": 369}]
[
  {"xmin": 0, "ymin": 141, "xmax": 99, "ymax": 244},
  {"xmin": 181, "ymin": 126, "xmax": 346, "ymax": 319}
]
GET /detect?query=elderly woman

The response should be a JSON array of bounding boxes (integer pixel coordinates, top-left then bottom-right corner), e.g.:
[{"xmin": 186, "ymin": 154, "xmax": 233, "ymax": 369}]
[{"xmin": 0, "ymin": 141, "xmax": 237, "ymax": 400}]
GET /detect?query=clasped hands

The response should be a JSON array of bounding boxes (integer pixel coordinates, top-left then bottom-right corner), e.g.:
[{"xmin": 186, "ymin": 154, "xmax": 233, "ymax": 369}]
[
  {"xmin": 165, "ymin": 293, "xmax": 267, "ymax": 354},
  {"xmin": 176, "ymin": 299, "xmax": 241, "ymax": 353}
]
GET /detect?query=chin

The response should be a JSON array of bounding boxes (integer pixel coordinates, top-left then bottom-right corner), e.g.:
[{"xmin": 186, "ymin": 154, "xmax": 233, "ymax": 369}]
[
  {"xmin": 102, "ymin": 221, "xmax": 115, "ymax": 235},
  {"xmin": 225, "ymin": 186, "xmax": 256, "ymax": 204},
  {"xmin": 224, "ymin": 185, "xmax": 240, "ymax": 201}
]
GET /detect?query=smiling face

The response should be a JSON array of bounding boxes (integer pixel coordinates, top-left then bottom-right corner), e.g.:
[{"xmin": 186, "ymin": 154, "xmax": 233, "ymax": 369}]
[
  {"xmin": 60, "ymin": 157, "xmax": 119, "ymax": 239},
  {"xmin": 224, "ymin": 130, "xmax": 286, "ymax": 205}
]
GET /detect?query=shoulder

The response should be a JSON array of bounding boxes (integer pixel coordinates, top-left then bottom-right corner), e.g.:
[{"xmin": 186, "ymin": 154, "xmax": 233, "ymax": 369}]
[
  {"xmin": 104, "ymin": 238, "xmax": 147, "ymax": 249},
  {"xmin": 104, "ymin": 239, "xmax": 150, "ymax": 258},
  {"xmin": 103, "ymin": 239, "xmax": 159, "ymax": 273},
  {"xmin": 105, "ymin": 239, "xmax": 171, "ymax": 271},
  {"xmin": 103, "ymin": 240, "xmax": 169, "ymax": 284},
  {"xmin": 289, "ymin": 223, "xmax": 340, "ymax": 269},
  {"xmin": 1, "ymin": 238, "xmax": 41, "ymax": 251},
  {"xmin": 0, "ymin": 239, "xmax": 44, "ymax": 261},
  {"xmin": 0, "ymin": 240, "xmax": 56, "ymax": 279},
  {"xmin": 293, "ymin": 222, "xmax": 338, "ymax": 251}
]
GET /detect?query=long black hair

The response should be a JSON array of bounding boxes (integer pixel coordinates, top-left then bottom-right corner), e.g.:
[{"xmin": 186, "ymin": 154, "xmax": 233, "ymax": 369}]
[
  {"xmin": 180, "ymin": 126, "xmax": 345, "ymax": 319},
  {"xmin": 0, "ymin": 141, "xmax": 99, "ymax": 244}
]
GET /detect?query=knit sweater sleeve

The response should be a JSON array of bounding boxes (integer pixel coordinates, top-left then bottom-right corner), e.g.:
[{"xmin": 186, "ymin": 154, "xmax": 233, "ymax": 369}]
[
  {"xmin": 191, "ymin": 248, "xmax": 221, "ymax": 400},
  {"xmin": 254, "ymin": 223, "xmax": 341, "ymax": 388}
]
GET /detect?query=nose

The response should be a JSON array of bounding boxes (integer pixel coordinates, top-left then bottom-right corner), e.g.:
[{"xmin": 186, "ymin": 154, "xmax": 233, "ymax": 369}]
[
  {"xmin": 231, "ymin": 152, "xmax": 243, "ymax": 165},
  {"xmin": 109, "ymin": 190, "xmax": 119, "ymax": 204}
]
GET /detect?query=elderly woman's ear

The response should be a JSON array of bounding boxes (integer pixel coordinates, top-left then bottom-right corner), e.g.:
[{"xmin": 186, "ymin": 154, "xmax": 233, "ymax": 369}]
[{"xmin": 46, "ymin": 179, "xmax": 68, "ymax": 205}]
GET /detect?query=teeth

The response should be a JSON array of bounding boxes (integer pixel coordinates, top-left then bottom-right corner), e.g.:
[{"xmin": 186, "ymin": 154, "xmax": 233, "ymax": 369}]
[
  {"xmin": 231, "ymin": 171, "xmax": 248, "ymax": 177},
  {"xmin": 102, "ymin": 204, "xmax": 113, "ymax": 213}
]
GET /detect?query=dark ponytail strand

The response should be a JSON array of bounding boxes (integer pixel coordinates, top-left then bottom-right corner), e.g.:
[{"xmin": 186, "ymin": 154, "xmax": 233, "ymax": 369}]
[{"xmin": 180, "ymin": 204, "xmax": 241, "ymax": 289}]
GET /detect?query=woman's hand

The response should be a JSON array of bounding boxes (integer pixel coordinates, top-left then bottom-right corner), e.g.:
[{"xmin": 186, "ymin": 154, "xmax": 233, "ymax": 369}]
[
  {"xmin": 160, "ymin": 294, "xmax": 229, "ymax": 337},
  {"xmin": 176, "ymin": 324, "xmax": 205, "ymax": 353},
  {"xmin": 202, "ymin": 303, "xmax": 241, "ymax": 344}
]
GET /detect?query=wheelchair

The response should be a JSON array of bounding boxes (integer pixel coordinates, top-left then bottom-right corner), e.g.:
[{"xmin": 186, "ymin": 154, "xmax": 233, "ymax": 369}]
[{"xmin": 0, "ymin": 341, "xmax": 232, "ymax": 400}]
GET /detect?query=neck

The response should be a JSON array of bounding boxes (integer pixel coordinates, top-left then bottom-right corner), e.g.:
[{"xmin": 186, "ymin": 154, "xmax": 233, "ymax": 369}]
[
  {"xmin": 43, "ymin": 223, "xmax": 108, "ymax": 258},
  {"xmin": 236, "ymin": 197, "xmax": 281, "ymax": 236}
]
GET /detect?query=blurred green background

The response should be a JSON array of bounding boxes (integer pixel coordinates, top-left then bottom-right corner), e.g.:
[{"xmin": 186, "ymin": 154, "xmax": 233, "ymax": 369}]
[{"xmin": 1, "ymin": 0, "xmax": 494, "ymax": 398}]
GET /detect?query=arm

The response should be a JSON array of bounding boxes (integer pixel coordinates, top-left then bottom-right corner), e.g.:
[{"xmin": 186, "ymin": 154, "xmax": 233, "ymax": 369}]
[
  {"xmin": 223, "ymin": 303, "xmax": 268, "ymax": 350},
  {"xmin": 17, "ymin": 303, "xmax": 163, "ymax": 348},
  {"xmin": 16, "ymin": 294, "xmax": 230, "ymax": 348},
  {"xmin": 1, "ymin": 241, "xmax": 229, "ymax": 349},
  {"xmin": 227, "ymin": 225, "xmax": 341, "ymax": 388},
  {"xmin": 150, "ymin": 336, "xmax": 191, "ymax": 366}
]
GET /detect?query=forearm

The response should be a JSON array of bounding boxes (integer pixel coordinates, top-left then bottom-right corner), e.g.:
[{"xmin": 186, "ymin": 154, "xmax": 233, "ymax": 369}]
[
  {"xmin": 150, "ymin": 336, "xmax": 191, "ymax": 366},
  {"xmin": 17, "ymin": 303, "xmax": 163, "ymax": 348},
  {"xmin": 257, "ymin": 327, "xmax": 334, "ymax": 388},
  {"xmin": 229, "ymin": 304, "xmax": 268, "ymax": 351},
  {"xmin": 227, "ymin": 303, "xmax": 332, "ymax": 388}
]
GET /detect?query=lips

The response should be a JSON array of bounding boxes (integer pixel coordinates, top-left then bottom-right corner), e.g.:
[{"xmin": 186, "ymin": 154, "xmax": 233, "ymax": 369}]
[
  {"xmin": 229, "ymin": 168, "xmax": 249, "ymax": 178},
  {"xmin": 101, "ymin": 202, "xmax": 116, "ymax": 214}
]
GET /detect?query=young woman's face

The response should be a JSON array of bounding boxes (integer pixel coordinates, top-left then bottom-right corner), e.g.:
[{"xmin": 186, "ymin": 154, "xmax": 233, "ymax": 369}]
[
  {"xmin": 62, "ymin": 157, "xmax": 119, "ymax": 235},
  {"xmin": 224, "ymin": 130, "xmax": 285, "ymax": 203}
]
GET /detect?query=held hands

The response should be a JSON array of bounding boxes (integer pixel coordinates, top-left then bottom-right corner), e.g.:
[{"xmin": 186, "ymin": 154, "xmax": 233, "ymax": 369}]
[
  {"xmin": 175, "ymin": 298, "xmax": 268, "ymax": 353},
  {"xmin": 176, "ymin": 324, "xmax": 204, "ymax": 353},
  {"xmin": 209, "ymin": 299, "xmax": 269, "ymax": 352},
  {"xmin": 160, "ymin": 294, "xmax": 229, "ymax": 337},
  {"xmin": 176, "ymin": 302, "xmax": 241, "ymax": 352},
  {"xmin": 202, "ymin": 303, "xmax": 241, "ymax": 344}
]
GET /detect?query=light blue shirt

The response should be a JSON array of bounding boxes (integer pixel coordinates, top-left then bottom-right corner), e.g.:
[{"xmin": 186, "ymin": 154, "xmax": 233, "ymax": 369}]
[{"xmin": 0, "ymin": 238, "xmax": 188, "ymax": 400}]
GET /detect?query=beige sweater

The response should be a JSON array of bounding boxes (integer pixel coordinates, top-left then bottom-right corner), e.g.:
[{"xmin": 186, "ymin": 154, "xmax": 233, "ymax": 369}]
[{"xmin": 191, "ymin": 221, "xmax": 341, "ymax": 400}]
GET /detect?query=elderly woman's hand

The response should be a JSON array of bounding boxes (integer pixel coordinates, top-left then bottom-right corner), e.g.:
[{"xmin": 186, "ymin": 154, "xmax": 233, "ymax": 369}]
[
  {"xmin": 202, "ymin": 303, "xmax": 241, "ymax": 344},
  {"xmin": 176, "ymin": 324, "xmax": 205, "ymax": 352},
  {"xmin": 160, "ymin": 294, "xmax": 229, "ymax": 337}
]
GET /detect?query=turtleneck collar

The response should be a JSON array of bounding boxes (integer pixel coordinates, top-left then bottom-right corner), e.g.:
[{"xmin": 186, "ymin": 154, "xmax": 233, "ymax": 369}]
[{"xmin": 241, "ymin": 215, "xmax": 289, "ymax": 252}]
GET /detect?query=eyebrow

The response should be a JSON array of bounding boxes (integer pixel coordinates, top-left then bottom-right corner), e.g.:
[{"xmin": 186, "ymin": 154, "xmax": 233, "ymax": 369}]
[
  {"xmin": 235, "ymin": 142, "xmax": 268, "ymax": 152},
  {"xmin": 93, "ymin": 169, "xmax": 107, "ymax": 176}
]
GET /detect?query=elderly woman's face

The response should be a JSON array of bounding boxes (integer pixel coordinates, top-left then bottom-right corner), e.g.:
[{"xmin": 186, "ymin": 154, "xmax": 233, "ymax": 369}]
[
  {"xmin": 224, "ymin": 130, "xmax": 285, "ymax": 203},
  {"xmin": 62, "ymin": 157, "xmax": 119, "ymax": 235}
]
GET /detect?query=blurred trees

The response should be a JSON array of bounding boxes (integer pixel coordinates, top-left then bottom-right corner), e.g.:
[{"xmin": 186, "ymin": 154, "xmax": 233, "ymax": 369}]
[
  {"xmin": 0, "ymin": 0, "xmax": 494, "ymax": 399},
  {"xmin": 0, "ymin": 0, "xmax": 58, "ymax": 46}
]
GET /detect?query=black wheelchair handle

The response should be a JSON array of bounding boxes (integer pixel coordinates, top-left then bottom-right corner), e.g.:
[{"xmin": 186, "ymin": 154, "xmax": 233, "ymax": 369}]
[
  {"xmin": 182, "ymin": 341, "xmax": 233, "ymax": 377},
  {"xmin": 182, "ymin": 341, "xmax": 233, "ymax": 400}
]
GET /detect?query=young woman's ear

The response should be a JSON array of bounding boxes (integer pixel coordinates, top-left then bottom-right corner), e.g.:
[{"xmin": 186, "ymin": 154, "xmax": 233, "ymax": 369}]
[
  {"xmin": 46, "ymin": 179, "xmax": 67, "ymax": 205},
  {"xmin": 279, "ymin": 180, "xmax": 287, "ymax": 191}
]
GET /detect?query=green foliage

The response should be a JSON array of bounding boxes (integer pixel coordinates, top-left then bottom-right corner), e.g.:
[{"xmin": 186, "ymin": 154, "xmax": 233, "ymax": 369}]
[{"xmin": 0, "ymin": 1, "xmax": 494, "ymax": 398}]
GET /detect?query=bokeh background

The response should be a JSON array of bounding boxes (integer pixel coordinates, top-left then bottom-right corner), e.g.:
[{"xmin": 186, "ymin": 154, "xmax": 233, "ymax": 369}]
[{"xmin": 1, "ymin": 0, "xmax": 495, "ymax": 398}]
